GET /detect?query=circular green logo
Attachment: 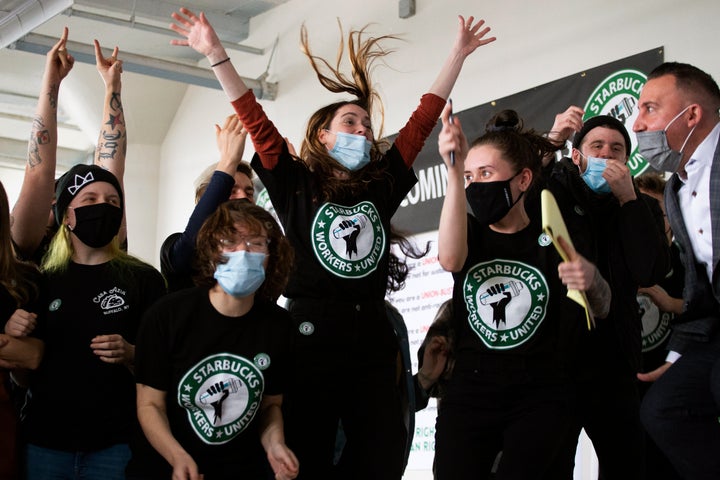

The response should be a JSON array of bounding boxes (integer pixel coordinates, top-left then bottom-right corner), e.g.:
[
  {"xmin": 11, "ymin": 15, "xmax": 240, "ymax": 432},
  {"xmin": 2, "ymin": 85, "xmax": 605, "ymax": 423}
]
[
  {"xmin": 583, "ymin": 69, "xmax": 648, "ymax": 177},
  {"xmin": 49, "ymin": 298, "xmax": 62, "ymax": 312},
  {"xmin": 538, "ymin": 233, "xmax": 552, "ymax": 247},
  {"xmin": 254, "ymin": 353, "xmax": 271, "ymax": 370},
  {"xmin": 311, "ymin": 201, "xmax": 386, "ymax": 279},
  {"xmin": 299, "ymin": 321, "xmax": 315, "ymax": 335},
  {"xmin": 638, "ymin": 293, "xmax": 672, "ymax": 352},
  {"xmin": 463, "ymin": 259, "xmax": 549, "ymax": 349},
  {"xmin": 178, "ymin": 353, "xmax": 264, "ymax": 445}
]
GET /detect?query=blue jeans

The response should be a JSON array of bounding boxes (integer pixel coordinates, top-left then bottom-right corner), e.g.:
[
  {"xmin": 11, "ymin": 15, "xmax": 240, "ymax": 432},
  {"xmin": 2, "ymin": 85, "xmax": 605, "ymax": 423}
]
[{"xmin": 25, "ymin": 443, "xmax": 131, "ymax": 480}]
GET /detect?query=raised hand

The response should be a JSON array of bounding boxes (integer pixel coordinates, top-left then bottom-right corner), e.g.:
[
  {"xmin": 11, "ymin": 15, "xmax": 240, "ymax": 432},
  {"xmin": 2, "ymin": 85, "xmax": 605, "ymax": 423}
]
[
  {"xmin": 453, "ymin": 15, "xmax": 496, "ymax": 58},
  {"xmin": 94, "ymin": 40, "xmax": 123, "ymax": 90},
  {"xmin": 549, "ymin": 105, "xmax": 584, "ymax": 144},
  {"xmin": 170, "ymin": 8, "xmax": 225, "ymax": 61},
  {"xmin": 215, "ymin": 114, "xmax": 248, "ymax": 171},
  {"xmin": 438, "ymin": 101, "xmax": 468, "ymax": 168},
  {"xmin": 47, "ymin": 27, "xmax": 75, "ymax": 83}
]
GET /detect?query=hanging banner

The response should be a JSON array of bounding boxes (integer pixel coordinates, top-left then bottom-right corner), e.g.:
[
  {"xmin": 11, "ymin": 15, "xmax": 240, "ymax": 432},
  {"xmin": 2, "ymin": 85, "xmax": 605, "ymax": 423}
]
[{"xmin": 391, "ymin": 47, "xmax": 664, "ymax": 235}]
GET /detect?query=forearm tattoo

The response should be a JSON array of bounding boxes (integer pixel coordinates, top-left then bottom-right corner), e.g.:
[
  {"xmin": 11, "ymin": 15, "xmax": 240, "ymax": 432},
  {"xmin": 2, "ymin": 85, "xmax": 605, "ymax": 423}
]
[
  {"xmin": 109, "ymin": 92, "xmax": 123, "ymax": 112},
  {"xmin": 586, "ymin": 267, "xmax": 612, "ymax": 320},
  {"xmin": 28, "ymin": 116, "xmax": 49, "ymax": 168},
  {"xmin": 47, "ymin": 83, "xmax": 59, "ymax": 110},
  {"xmin": 96, "ymin": 92, "xmax": 126, "ymax": 164}
]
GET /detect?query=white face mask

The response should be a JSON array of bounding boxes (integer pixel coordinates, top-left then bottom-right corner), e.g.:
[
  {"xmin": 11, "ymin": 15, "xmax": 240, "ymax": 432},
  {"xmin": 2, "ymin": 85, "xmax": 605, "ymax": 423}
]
[
  {"xmin": 636, "ymin": 105, "xmax": 696, "ymax": 173},
  {"xmin": 325, "ymin": 130, "xmax": 372, "ymax": 171}
]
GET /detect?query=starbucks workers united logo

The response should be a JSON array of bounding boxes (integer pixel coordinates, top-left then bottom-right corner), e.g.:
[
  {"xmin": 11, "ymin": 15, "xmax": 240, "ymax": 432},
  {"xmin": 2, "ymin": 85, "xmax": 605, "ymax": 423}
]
[
  {"xmin": 311, "ymin": 201, "xmax": 385, "ymax": 279},
  {"xmin": 464, "ymin": 259, "xmax": 549, "ymax": 349},
  {"xmin": 178, "ymin": 353, "xmax": 264, "ymax": 445},
  {"xmin": 637, "ymin": 293, "xmax": 672, "ymax": 352},
  {"xmin": 583, "ymin": 68, "xmax": 648, "ymax": 177}
]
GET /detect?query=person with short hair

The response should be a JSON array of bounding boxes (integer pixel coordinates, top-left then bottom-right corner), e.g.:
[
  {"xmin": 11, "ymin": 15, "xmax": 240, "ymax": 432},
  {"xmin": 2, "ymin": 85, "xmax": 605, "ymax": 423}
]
[
  {"xmin": 160, "ymin": 114, "xmax": 255, "ymax": 293},
  {"xmin": 632, "ymin": 61, "xmax": 720, "ymax": 480},
  {"xmin": 540, "ymin": 108, "xmax": 670, "ymax": 479}
]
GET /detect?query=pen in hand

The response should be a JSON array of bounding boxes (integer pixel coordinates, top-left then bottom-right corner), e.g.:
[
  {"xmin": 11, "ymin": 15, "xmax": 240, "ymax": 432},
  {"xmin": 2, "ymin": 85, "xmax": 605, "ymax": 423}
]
[{"xmin": 449, "ymin": 98, "xmax": 455, "ymax": 166}]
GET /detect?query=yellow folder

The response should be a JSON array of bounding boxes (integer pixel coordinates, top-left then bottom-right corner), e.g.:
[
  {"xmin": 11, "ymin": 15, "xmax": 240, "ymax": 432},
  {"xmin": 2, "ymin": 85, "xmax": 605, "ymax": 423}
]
[{"xmin": 540, "ymin": 189, "xmax": 595, "ymax": 330}]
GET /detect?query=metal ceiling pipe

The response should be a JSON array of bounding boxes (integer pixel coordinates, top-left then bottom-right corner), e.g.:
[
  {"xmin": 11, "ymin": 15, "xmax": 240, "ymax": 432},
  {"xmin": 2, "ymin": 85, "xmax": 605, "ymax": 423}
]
[
  {"xmin": 0, "ymin": 0, "xmax": 74, "ymax": 49},
  {"xmin": 9, "ymin": 33, "xmax": 278, "ymax": 100}
]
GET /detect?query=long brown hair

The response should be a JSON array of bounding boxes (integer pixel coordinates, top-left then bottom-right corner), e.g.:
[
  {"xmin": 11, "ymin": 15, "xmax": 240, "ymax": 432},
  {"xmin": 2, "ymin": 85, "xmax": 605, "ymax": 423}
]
[
  {"xmin": 298, "ymin": 21, "xmax": 400, "ymax": 201},
  {"xmin": 0, "ymin": 180, "xmax": 40, "ymax": 307}
]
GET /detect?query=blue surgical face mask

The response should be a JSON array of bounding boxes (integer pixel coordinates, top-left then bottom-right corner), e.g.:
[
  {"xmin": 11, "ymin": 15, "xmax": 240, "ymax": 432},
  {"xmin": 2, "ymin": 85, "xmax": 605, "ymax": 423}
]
[
  {"xmin": 636, "ymin": 105, "xmax": 696, "ymax": 173},
  {"xmin": 325, "ymin": 130, "xmax": 372, "ymax": 171},
  {"xmin": 214, "ymin": 250, "xmax": 266, "ymax": 298},
  {"xmin": 578, "ymin": 153, "xmax": 612, "ymax": 194}
]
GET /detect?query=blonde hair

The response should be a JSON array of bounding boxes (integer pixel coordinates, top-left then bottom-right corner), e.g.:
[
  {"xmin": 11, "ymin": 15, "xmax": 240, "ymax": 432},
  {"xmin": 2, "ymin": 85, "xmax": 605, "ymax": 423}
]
[{"xmin": 41, "ymin": 221, "xmax": 147, "ymax": 278}]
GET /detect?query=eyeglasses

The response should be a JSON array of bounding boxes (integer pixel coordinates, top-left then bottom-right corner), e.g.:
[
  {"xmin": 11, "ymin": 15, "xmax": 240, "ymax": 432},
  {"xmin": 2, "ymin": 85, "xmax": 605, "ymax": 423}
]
[{"xmin": 220, "ymin": 235, "xmax": 270, "ymax": 253}]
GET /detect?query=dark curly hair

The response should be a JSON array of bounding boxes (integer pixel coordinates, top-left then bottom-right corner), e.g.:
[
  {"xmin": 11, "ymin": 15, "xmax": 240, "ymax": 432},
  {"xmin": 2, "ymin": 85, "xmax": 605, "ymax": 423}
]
[{"xmin": 194, "ymin": 200, "xmax": 294, "ymax": 302}]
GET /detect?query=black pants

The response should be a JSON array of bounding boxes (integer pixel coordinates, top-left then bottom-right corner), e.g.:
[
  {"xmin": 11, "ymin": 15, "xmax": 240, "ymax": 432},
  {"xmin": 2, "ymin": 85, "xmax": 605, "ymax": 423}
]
[
  {"xmin": 434, "ymin": 360, "xmax": 575, "ymax": 480},
  {"xmin": 283, "ymin": 298, "xmax": 406, "ymax": 480},
  {"xmin": 548, "ymin": 374, "xmax": 645, "ymax": 480},
  {"xmin": 640, "ymin": 332, "xmax": 720, "ymax": 480}
]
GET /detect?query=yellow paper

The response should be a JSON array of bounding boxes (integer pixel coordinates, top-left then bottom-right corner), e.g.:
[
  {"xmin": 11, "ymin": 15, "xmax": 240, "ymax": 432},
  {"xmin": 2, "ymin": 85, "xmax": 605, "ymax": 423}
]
[{"xmin": 540, "ymin": 189, "xmax": 595, "ymax": 330}]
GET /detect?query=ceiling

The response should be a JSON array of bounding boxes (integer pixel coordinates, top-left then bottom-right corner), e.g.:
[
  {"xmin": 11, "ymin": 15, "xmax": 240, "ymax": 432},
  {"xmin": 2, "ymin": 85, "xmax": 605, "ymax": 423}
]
[{"xmin": 0, "ymin": 0, "xmax": 290, "ymax": 173}]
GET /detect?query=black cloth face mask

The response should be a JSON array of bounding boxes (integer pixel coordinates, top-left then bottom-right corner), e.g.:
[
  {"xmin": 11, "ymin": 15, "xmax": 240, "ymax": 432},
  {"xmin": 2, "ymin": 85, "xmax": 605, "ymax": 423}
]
[
  {"xmin": 465, "ymin": 171, "xmax": 523, "ymax": 225},
  {"xmin": 69, "ymin": 203, "xmax": 123, "ymax": 248}
]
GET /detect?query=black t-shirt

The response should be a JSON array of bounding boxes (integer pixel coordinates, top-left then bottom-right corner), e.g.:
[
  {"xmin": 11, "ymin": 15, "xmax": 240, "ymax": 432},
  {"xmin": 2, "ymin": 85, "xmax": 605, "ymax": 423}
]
[
  {"xmin": 252, "ymin": 146, "xmax": 417, "ymax": 301},
  {"xmin": 23, "ymin": 260, "xmax": 166, "ymax": 451},
  {"xmin": 127, "ymin": 287, "xmax": 293, "ymax": 479},
  {"xmin": 451, "ymin": 214, "xmax": 586, "ymax": 382}
]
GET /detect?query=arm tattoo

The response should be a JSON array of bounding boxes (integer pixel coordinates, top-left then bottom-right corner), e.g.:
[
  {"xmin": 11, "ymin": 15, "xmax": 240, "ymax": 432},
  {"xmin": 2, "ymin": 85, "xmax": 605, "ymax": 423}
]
[
  {"xmin": 109, "ymin": 92, "xmax": 123, "ymax": 112},
  {"xmin": 586, "ymin": 267, "xmax": 612, "ymax": 320},
  {"xmin": 28, "ymin": 116, "xmax": 49, "ymax": 168},
  {"xmin": 47, "ymin": 83, "xmax": 59, "ymax": 110},
  {"xmin": 96, "ymin": 130, "xmax": 126, "ymax": 162}
]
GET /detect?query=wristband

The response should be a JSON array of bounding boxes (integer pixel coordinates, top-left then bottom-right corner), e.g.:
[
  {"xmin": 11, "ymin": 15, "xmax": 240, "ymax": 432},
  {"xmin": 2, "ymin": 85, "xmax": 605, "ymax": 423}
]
[{"xmin": 211, "ymin": 57, "xmax": 231, "ymax": 68}]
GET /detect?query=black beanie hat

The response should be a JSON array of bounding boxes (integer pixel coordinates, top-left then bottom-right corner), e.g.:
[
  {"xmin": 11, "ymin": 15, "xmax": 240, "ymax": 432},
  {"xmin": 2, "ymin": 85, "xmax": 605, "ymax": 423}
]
[
  {"xmin": 53, "ymin": 164, "xmax": 124, "ymax": 226},
  {"xmin": 572, "ymin": 115, "xmax": 632, "ymax": 158}
]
